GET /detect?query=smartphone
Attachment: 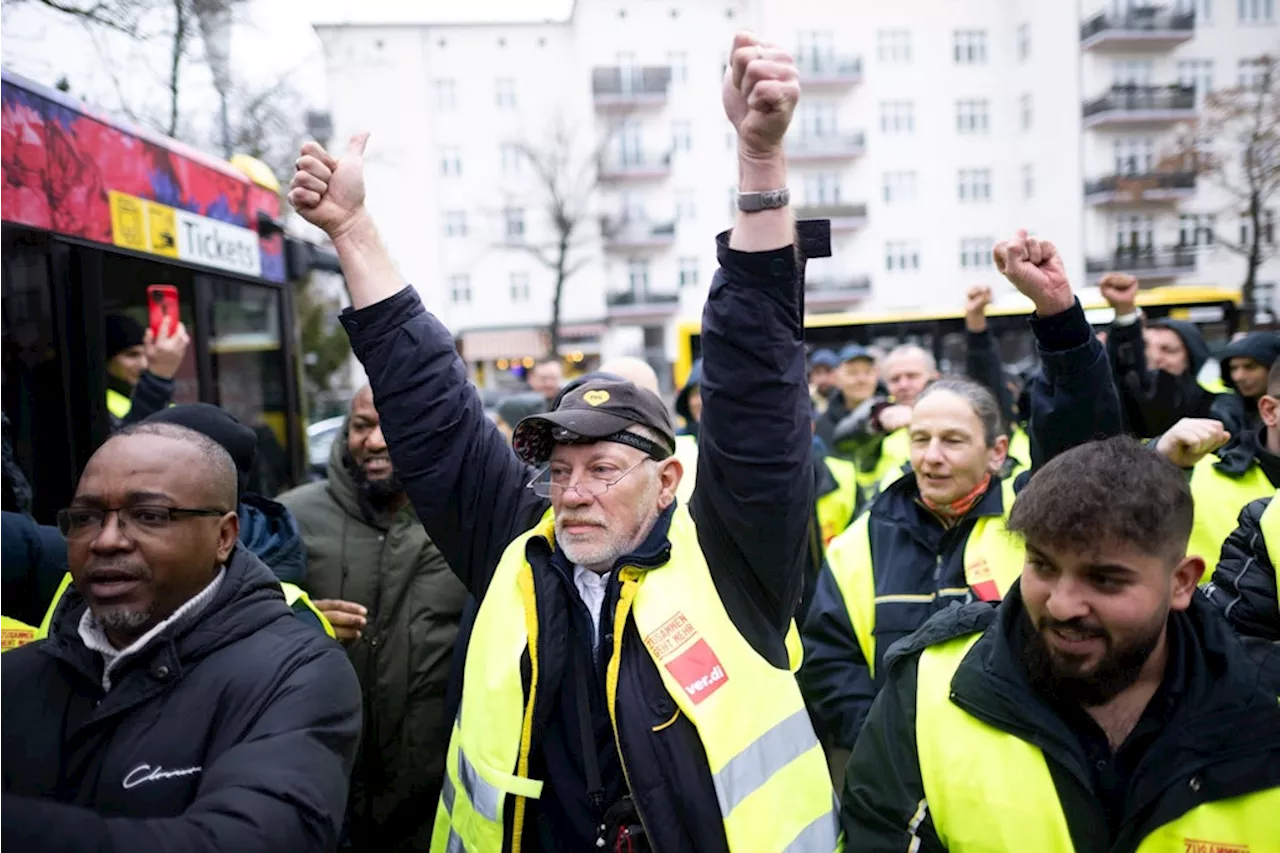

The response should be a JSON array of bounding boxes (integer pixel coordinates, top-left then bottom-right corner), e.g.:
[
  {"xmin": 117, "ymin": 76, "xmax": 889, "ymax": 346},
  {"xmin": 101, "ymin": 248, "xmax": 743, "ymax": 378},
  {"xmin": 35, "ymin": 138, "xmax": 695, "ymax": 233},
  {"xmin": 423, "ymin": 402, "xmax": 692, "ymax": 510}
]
[{"xmin": 147, "ymin": 284, "xmax": 180, "ymax": 338}]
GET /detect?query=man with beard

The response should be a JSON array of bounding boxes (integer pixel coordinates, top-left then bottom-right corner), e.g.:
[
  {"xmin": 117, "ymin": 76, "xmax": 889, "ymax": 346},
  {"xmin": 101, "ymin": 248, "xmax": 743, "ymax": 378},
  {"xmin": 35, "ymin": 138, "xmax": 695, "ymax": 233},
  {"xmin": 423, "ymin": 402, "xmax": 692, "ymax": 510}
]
[
  {"xmin": 840, "ymin": 436, "xmax": 1280, "ymax": 852},
  {"xmin": 278, "ymin": 385, "xmax": 467, "ymax": 853}
]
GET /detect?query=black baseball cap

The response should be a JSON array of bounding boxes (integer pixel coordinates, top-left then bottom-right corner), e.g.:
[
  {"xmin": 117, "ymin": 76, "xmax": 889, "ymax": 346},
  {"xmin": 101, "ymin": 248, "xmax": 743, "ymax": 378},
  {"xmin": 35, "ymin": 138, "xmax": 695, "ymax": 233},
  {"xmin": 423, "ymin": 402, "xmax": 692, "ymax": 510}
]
[{"xmin": 512, "ymin": 377, "xmax": 676, "ymax": 465}]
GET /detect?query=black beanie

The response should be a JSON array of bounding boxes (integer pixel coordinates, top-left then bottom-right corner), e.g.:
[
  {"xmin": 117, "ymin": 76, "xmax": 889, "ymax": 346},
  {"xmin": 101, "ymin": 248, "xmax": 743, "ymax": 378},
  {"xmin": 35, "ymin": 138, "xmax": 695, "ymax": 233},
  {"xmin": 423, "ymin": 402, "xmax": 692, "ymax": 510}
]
[
  {"xmin": 104, "ymin": 315, "xmax": 146, "ymax": 361},
  {"xmin": 143, "ymin": 404, "xmax": 258, "ymax": 498}
]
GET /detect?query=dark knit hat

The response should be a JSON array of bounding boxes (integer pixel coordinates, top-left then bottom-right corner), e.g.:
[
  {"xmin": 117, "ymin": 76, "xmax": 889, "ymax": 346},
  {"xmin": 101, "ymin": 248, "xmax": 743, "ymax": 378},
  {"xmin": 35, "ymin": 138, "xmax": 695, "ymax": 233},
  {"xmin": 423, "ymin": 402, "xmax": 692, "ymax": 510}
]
[
  {"xmin": 104, "ymin": 315, "xmax": 145, "ymax": 361},
  {"xmin": 144, "ymin": 404, "xmax": 258, "ymax": 498}
]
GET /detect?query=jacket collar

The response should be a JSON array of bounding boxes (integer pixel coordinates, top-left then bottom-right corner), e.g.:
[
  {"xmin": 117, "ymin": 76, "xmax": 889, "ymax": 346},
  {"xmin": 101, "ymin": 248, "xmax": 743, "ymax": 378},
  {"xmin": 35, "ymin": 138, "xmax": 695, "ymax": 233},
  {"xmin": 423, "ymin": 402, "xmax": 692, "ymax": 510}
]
[{"xmin": 873, "ymin": 469, "xmax": 1007, "ymax": 527}]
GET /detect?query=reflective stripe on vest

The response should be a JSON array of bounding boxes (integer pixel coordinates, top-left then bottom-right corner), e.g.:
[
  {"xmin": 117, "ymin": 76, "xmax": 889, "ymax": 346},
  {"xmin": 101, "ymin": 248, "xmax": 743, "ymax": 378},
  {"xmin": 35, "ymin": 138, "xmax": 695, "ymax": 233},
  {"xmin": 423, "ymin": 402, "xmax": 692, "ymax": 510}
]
[
  {"xmin": 433, "ymin": 506, "xmax": 837, "ymax": 853},
  {"xmin": 825, "ymin": 475, "xmax": 1023, "ymax": 678},
  {"xmin": 675, "ymin": 433, "xmax": 699, "ymax": 506},
  {"xmin": 280, "ymin": 582, "xmax": 336, "ymax": 639},
  {"xmin": 1188, "ymin": 456, "xmax": 1274, "ymax": 573},
  {"xmin": 817, "ymin": 457, "xmax": 859, "ymax": 546},
  {"xmin": 916, "ymin": 631, "xmax": 1280, "ymax": 852},
  {"xmin": 106, "ymin": 388, "xmax": 132, "ymax": 420},
  {"xmin": 1, "ymin": 615, "xmax": 39, "ymax": 652}
]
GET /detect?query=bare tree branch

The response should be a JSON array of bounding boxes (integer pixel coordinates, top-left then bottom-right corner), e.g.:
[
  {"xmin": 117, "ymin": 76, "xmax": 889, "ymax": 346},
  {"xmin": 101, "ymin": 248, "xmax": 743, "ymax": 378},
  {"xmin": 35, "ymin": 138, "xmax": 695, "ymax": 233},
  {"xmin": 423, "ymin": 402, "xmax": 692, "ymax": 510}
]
[{"xmin": 5, "ymin": 0, "xmax": 150, "ymax": 33}]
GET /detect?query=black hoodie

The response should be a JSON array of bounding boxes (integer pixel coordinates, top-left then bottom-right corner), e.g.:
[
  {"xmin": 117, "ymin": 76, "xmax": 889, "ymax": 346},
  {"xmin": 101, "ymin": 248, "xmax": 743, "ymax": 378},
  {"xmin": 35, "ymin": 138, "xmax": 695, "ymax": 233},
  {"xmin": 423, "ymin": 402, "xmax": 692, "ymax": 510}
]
[
  {"xmin": 1211, "ymin": 332, "xmax": 1280, "ymax": 436},
  {"xmin": 1107, "ymin": 316, "xmax": 1218, "ymax": 437}
]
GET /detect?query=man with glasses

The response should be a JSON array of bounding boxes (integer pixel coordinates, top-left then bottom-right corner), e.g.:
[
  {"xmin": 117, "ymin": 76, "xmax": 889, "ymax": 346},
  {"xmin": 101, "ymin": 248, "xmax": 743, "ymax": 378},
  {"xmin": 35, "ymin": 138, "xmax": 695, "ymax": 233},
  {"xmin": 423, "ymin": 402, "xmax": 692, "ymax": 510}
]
[
  {"xmin": 1, "ymin": 421, "xmax": 361, "ymax": 853},
  {"xmin": 290, "ymin": 31, "xmax": 837, "ymax": 853}
]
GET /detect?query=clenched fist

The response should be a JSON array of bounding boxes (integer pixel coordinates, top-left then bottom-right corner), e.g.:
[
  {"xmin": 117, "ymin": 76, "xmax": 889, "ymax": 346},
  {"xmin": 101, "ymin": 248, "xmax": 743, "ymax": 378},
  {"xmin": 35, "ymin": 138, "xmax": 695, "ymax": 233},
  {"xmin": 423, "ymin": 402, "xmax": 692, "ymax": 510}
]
[
  {"xmin": 1099, "ymin": 272, "xmax": 1140, "ymax": 316},
  {"xmin": 289, "ymin": 134, "xmax": 370, "ymax": 240},
  {"xmin": 1155, "ymin": 418, "xmax": 1230, "ymax": 469},
  {"xmin": 723, "ymin": 32, "xmax": 799, "ymax": 161},
  {"xmin": 993, "ymin": 229, "xmax": 1073, "ymax": 318},
  {"xmin": 965, "ymin": 285, "xmax": 993, "ymax": 333}
]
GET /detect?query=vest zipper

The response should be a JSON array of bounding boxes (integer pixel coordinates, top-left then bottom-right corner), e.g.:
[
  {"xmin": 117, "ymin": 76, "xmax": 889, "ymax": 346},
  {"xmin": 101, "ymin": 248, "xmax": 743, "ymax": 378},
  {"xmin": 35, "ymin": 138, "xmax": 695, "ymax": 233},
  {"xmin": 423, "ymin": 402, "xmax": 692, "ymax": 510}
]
[{"xmin": 606, "ymin": 570, "xmax": 654, "ymax": 848}]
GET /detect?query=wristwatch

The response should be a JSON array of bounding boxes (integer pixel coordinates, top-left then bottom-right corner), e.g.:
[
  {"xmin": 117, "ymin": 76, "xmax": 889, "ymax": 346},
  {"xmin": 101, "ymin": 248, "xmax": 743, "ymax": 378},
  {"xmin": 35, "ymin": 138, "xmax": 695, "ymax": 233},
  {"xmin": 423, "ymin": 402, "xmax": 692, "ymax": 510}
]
[{"xmin": 737, "ymin": 188, "xmax": 790, "ymax": 212}]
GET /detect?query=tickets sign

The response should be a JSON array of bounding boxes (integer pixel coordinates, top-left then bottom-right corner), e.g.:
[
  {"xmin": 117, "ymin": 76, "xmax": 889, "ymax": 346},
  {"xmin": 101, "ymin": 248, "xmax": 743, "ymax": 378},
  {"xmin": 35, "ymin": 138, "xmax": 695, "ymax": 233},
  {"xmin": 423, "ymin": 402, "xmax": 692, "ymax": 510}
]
[{"xmin": 109, "ymin": 190, "xmax": 262, "ymax": 278}]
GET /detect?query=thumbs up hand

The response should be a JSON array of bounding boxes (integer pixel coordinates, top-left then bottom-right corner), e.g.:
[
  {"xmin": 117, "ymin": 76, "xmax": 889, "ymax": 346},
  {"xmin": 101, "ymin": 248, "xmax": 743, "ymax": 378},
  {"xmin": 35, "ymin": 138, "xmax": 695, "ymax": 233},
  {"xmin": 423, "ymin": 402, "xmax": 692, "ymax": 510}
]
[{"xmin": 289, "ymin": 133, "xmax": 371, "ymax": 240}]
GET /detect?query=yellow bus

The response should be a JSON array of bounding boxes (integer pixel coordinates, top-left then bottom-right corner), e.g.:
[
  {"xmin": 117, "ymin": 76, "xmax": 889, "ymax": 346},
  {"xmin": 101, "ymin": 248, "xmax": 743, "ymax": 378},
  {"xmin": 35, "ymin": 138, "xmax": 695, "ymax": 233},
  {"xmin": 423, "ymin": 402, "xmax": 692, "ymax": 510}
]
[{"xmin": 674, "ymin": 284, "xmax": 1242, "ymax": 387}]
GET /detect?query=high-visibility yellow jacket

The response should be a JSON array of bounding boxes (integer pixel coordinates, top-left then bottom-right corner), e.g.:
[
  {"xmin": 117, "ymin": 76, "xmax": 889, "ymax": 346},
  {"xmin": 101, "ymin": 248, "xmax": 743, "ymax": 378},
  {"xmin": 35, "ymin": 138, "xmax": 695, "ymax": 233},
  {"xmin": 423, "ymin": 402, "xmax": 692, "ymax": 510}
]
[
  {"xmin": 816, "ymin": 456, "xmax": 858, "ymax": 546},
  {"xmin": 1187, "ymin": 454, "xmax": 1274, "ymax": 570}
]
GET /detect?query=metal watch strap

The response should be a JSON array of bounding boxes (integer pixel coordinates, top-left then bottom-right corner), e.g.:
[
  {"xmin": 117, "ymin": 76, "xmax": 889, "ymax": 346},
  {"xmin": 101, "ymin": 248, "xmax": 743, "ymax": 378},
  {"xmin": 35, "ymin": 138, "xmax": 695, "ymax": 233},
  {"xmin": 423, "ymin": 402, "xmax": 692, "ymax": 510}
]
[{"xmin": 737, "ymin": 188, "xmax": 790, "ymax": 212}]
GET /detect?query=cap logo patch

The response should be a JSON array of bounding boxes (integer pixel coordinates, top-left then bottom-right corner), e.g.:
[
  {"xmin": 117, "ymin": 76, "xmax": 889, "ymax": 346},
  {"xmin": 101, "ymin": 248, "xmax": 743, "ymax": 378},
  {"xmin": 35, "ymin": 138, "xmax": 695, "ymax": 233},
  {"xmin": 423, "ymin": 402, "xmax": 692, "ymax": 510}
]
[{"xmin": 583, "ymin": 390, "xmax": 610, "ymax": 406}]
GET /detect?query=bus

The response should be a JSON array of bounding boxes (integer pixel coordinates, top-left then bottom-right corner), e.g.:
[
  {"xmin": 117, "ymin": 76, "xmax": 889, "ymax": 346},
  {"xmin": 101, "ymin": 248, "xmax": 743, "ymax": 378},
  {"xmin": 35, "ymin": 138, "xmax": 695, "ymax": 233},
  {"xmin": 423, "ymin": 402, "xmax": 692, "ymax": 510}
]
[
  {"xmin": 673, "ymin": 284, "xmax": 1242, "ymax": 388},
  {"xmin": 1, "ymin": 70, "xmax": 327, "ymax": 521}
]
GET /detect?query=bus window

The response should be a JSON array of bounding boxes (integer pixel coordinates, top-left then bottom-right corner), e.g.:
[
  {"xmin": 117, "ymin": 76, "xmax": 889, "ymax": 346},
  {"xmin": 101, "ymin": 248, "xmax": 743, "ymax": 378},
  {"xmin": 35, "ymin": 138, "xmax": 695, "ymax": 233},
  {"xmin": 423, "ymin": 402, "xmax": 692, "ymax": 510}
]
[
  {"xmin": 206, "ymin": 278, "xmax": 292, "ymax": 496},
  {"xmin": 99, "ymin": 254, "xmax": 199, "ymax": 406},
  {"xmin": 1, "ymin": 230, "xmax": 71, "ymax": 522}
]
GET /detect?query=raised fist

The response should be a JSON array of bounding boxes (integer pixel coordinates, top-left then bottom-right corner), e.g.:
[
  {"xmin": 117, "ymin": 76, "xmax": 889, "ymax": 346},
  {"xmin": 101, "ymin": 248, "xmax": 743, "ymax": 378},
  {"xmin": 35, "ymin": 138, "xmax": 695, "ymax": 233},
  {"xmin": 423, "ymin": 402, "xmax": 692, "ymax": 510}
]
[
  {"xmin": 289, "ymin": 134, "xmax": 370, "ymax": 240},
  {"xmin": 1155, "ymin": 418, "xmax": 1230, "ymax": 469},
  {"xmin": 965, "ymin": 285, "xmax": 993, "ymax": 316},
  {"xmin": 1099, "ymin": 272, "xmax": 1140, "ymax": 316},
  {"xmin": 993, "ymin": 229, "xmax": 1073, "ymax": 317},
  {"xmin": 722, "ymin": 32, "xmax": 800, "ymax": 160}
]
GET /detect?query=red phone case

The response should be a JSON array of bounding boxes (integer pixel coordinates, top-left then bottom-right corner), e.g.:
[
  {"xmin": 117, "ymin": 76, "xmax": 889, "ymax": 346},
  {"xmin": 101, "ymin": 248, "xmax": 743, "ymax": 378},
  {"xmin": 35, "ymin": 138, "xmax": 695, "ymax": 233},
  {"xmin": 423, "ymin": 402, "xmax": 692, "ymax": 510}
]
[{"xmin": 147, "ymin": 285, "xmax": 179, "ymax": 337}]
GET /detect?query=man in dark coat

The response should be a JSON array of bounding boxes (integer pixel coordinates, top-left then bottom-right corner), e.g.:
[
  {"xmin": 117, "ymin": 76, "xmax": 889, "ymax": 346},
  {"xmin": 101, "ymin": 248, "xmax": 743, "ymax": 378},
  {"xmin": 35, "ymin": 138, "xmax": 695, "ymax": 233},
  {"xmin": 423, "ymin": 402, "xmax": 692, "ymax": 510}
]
[{"xmin": 1, "ymin": 421, "xmax": 361, "ymax": 852}]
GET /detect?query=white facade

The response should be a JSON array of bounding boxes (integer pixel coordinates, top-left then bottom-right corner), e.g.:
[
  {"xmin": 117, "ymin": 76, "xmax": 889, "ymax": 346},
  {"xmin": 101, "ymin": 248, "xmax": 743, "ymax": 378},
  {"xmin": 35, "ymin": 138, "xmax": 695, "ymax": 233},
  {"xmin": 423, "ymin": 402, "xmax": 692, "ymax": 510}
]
[{"xmin": 314, "ymin": 0, "xmax": 1280, "ymax": 385}]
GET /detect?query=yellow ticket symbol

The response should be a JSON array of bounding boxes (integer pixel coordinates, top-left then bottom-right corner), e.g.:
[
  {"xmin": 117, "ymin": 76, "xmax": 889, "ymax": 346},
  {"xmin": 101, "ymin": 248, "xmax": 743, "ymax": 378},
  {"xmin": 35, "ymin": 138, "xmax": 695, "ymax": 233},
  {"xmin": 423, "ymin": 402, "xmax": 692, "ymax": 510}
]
[{"xmin": 147, "ymin": 202, "xmax": 178, "ymax": 257}]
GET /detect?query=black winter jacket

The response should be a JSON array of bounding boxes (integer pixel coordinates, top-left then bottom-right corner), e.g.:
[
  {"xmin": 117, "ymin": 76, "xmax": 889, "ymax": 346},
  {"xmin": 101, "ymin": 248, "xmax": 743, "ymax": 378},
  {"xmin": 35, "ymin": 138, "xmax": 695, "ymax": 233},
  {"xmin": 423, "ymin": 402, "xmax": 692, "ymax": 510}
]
[
  {"xmin": 1203, "ymin": 497, "xmax": 1280, "ymax": 690},
  {"xmin": 799, "ymin": 300, "xmax": 1124, "ymax": 750},
  {"xmin": 1106, "ymin": 316, "xmax": 1218, "ymax": 437},
  {"xmin": 0, "ymin": 544, "xmax": 362, "ymax": 853},
  {"xmin": 106, "ymin": 372, "xmax": 176, "ymax": 432},
  {"xmin": 841, "ymin": 586, "xmax": 1280, "ymax": 852},
  {"xmin": 343, "ymin": 229, "xmax": 823, "ymax": 852}
]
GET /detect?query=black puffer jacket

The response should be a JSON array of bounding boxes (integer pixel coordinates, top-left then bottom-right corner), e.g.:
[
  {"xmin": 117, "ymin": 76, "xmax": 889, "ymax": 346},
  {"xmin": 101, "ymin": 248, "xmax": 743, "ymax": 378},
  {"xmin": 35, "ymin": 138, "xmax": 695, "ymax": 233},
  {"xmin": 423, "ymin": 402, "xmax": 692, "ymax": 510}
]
[
  {"xmin": 1204, "ymin": 497, "xmax": 1279, "ymax": 642},
  {"xmin": 1, "ymin": 544, "xmax": 362, "ymax": 852}
]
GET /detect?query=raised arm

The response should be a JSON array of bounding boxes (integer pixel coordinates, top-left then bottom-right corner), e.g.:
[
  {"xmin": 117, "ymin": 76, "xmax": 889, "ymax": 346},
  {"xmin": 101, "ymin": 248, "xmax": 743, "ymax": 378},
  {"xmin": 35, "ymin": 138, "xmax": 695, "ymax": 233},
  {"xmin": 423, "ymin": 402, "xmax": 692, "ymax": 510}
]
[
  {"xmin": 691, "ymin": 33, "xmax": 813, "ymax": 643},
  {"xmin": 963, "ymin": 285, "xmax": 1016, "ymax": 429},
  {"xmin": 290, "ymin": 137, "xmax": 546, "ymax": 598}
]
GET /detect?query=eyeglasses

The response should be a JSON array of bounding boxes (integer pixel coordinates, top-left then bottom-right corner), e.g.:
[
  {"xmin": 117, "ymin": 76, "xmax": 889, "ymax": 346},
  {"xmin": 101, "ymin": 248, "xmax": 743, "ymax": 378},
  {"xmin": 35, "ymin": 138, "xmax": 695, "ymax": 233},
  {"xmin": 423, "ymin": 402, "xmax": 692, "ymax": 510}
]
[
  {"xmin": 525, "ymin": 458, "xmax": 650, "ymax": 499},
  {"xmin": 57, "ymin": 506, "xmax": 229, "ymax": 539}
]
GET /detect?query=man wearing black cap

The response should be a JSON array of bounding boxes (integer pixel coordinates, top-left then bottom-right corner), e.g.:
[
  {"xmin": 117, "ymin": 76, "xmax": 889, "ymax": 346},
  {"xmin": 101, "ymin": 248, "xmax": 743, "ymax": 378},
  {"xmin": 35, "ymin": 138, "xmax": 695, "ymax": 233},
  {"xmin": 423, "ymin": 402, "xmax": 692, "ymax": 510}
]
[
  {"xmin": 290, "ymin": 30, "xmax": 837, "ymax": 853},
  {"xmin": 103, "ymin": 313, "xmax": 190, "ymax": 430}
]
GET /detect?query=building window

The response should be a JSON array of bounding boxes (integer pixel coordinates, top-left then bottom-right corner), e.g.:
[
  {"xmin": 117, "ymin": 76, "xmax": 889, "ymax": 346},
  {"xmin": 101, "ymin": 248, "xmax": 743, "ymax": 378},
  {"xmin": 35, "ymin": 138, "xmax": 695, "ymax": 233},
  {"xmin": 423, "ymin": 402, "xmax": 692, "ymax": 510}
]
[
  {"xmin": 672, "ymin": 120, "xmax": 692, "ymax": 152},
  {"xmin": 796, "ymin": 30, "xmax": 835, "ymax": 74},
  {"xmin": 495, "ymin": 78, "xmax": 517, "ymax": 108},
  {"xmin": 627, "ymin": 259, "xmax": 650, "ymax": 293},
  {"xmin": 1238, "ymin": 0, "xmax": 1276, "ymax": 22},
  {"xmin": 1239, "ymin": 57, "xmax": 1271, "ymax": 89},
  {"xmin": 801, "ymin": 101, "xmax": 839, "ymax": 138},
  {"xmin": 616, "ymin": 120, "xmax": 644, "ymax": 165},
  {"xmin": 880, "ymin": 100, "xmax": 915, "ymax": 134},
  {"xmin": 958, "ymin": 168, "xmax": 993, "ymax": 203},
  {"xmin": 434, "ymin": 79, "xmax": 456, "ymax": 111},
  {"xmin": 679, "ymin": 256, "xmax": 699, "ymax": 287},
  {"xmin": 1177, "ymin": 59, "xmax": 1214, "ymax": 98},
  {"xmin": 676, "ymin": 190, "xmax": 697, "ymax": 221},
  {"xmin": 953, "ymin": 30, "xmax": 988, "ymax": 65},
  {"xmin": 885, "ymin": 241, "xmax": 921, "ymax": 272},
  {"xmin": 876, "ymin": 29, "xmax": 912, "ymax": 64},
  {"xmin": 1017, "ymin": 23, "xmax": 1030, "ymax": 61},
  {"xmin": 956, "ymin": 99, "xmax": 990, "ymax": 134},
  {"xmin": 960, "ymin": 238, "xmax": 992, "ymax": 269},
  {"xmin": 450, "ymin": 275, "xmax": 471, "ymax": 304},
  {"xmin": 1114, "ymin": 136, "xmax": 1155, "ymax": 175},
  {"xmin": 1114, "ymin": 214, "xmax": 1155, "ymax": 251},
  {"xmin": 1019, "ymin": 93, "xmax": 1032, "ymax": 130},
  {"xmin": 501, "ymin": 143, "xmax": 523, "ymax": 175},
  {"xmin": 1240, "ymin": 209, "xmax": 1277, "ymax": 245},
  {"xmin": 667, "ymin": 51, "xmax": 689, "ymax": 84},
  {"xmin": 1022, "ymin": 164, "xmax": 1034, "ymax": 199},
  {"xmin": 1113, "ymin": 58, "xmax": 1155, "ymax": 87},
  {"xmin": 509, "ymin": 272, "xmax": 530, "ymax": 301},
  {"xmin": 1198, "ymin": 0, "xmax": 1214, "ymax": 22},
  {"xmin": 504, "ymin": 208, "xmax": 525, "ymax": 241},
  {"xmin": 1180, "ymin": 213, "xmax": 1217, "ymax": 246},
  {"xmin": 804, "ymin": 172, "xmax": 842, "ymax": 205},
  {"xmin": 440, "ymin": 148, "xmax": 462, "ymax": 177},
  {"xmin": 443, "ymin": 210, "xmax": 467, "ymax": 237},
  {"xmin": 882, "ymin": 170, "xmax": 918, "ymax": 204}
]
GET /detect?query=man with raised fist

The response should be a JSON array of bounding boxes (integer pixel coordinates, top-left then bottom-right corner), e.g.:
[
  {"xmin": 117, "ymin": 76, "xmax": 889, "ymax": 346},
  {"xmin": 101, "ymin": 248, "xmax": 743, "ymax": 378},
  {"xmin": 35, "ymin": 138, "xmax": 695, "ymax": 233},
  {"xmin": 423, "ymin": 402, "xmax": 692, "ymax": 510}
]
[{"xmin": 291, "ymin": 32, "xmax": 837, "ymax": 853}]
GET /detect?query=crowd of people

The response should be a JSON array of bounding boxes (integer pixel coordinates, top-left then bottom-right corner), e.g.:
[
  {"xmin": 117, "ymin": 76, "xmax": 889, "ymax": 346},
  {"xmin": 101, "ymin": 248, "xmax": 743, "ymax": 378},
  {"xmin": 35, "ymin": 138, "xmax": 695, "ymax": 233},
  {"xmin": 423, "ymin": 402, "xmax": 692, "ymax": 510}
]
[{"xmin": 2, "ymin": 31, "xmax": 1279, "ymax": 853}]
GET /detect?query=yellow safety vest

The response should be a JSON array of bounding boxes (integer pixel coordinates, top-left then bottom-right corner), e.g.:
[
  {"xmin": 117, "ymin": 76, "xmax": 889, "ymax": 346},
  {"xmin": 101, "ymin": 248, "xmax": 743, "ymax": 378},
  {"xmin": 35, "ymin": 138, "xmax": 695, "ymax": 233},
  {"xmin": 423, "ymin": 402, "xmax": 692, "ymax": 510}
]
[
  {"xmin": 856, "ymin": 428, "xmax": 910, "ymax": 492},
  {"xmin": 916, "ymin": 632, "xmax": 1280, "ymax": 852},
  {"xmin": 1, "ymin": 616, "xmax": 39, "ymax": 652},
  {"xmin": 432, "ymin": 508, "xmax": 838, "ymax": 853},
  {"xmin": 30, "ymin": 573, "xmax": 335, "ymax": 641},
  {"xmin": 825, "ymin": 475, "xmax": 1023, "ymax": 678},
  {"xmin": 106, "ymin": 387, "xmax": 132, "ymax": 420},
  {"xmin": 1007, "ymin": 425, "xmax": 1031, "ymax": 476},
  {"xmin": 674, "ymin": 433, "xmax": 698, "ymax": 506},
  {"xmin": 1187, "ymin": 455, "xmax": 1274, "ymax": 570},
  {"xmin": 816, "ymin": 456, "xmax": 859, "ymax": 546}
]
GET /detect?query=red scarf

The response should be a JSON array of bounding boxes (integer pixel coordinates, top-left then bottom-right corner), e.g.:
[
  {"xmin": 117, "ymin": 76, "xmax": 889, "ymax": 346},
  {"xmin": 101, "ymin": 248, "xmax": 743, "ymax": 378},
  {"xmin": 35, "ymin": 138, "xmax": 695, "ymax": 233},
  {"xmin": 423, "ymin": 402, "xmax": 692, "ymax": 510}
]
[{"xmin": 921, "ymin": 473, "xmax": 992, "ymax": 518}]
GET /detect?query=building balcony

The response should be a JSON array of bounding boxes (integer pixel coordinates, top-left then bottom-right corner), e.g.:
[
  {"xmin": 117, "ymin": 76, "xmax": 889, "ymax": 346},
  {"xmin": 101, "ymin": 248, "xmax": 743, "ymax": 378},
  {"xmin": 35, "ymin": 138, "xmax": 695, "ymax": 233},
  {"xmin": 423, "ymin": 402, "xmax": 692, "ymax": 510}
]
[
  {"xmin": 605, "ymin": 290, "xmax": 680, "ymax": 321},
  {"xmin": 805, "ymin": 275, "xmax": 871, "ymax": 310},
  {"xmin": 598, "ymin": 151, "xmax": 672, "ymax": 181},
  {"xmin": 1083, "ymin": 171, "xmax": 1197, "ymax": 205},
  {"xmin": 788, "ymin": 132, "xmax": 866, "ymax": 162},
  {"xmin": 1085, "ymin": 247, "xmax": 1197, "ymax": 281},
  {"xmin": 1080, "ymin": 7, "xmax": 1195, "ymax": 51},
  {"xmin": 793, "ymin": 202, "xmax": 868, "ymax": 231},
  {"xmin": 601, "ymin": 218, "xmax": 676, "ymax": 252},
  {"xmin": 795, "ymin": 54, "xmax": 863, "ymax": 87},
  {"xmin": 1082, "ymin": 84, "xmax": 1196, "ymax": 128},
  {"xmin": 592, "ymin": 67, "xmax": 671, "ymax": 110}
]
